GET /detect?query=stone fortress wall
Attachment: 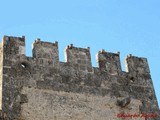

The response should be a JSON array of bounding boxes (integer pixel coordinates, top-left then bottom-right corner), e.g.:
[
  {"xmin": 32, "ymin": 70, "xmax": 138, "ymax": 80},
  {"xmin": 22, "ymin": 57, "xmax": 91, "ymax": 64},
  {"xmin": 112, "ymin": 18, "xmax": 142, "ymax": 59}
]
[{"xmin": 0, "ymin": 36, "xmax": 159, "ymax": 120}]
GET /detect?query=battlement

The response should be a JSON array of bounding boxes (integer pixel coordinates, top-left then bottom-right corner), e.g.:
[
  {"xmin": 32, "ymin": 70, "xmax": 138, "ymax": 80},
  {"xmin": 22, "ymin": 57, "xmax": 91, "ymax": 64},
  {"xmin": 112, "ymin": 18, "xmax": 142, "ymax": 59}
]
[
  {"xmin": 1, "ymin": 35, "xmax": 150, "ymax": 74},
  {"xmin": 65, "ymin": 44, "xmax": 92, "ymax": 72},
  {"xmin": 0, "ymin": 35, "xmax": 159, "ymax": 120},
  {"xmin": 32, "ymin": 38, "xmax": 58, "ymax": 59},
  {"xmin": 125, "ymin": 54, "xmax": 150, "ymax": 74},
  {"xmin": 96, "ymin": 50, "xmax": 121, "ymax": 75}
]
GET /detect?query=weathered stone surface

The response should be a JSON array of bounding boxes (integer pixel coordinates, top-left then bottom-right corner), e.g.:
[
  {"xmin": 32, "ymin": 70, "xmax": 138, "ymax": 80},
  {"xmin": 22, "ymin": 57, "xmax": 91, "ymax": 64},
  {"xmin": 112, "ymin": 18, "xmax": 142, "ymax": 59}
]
[
  {"xmin": 20, "ymin": 89, "xmax": 144, "ymax": 120},
  {"xmin": 117, "ymin": 96, "xmax": 131, "ymax": 107},
  {"xmin": 0, "ymin": 36, "xmax": 159, "ymax": 120}
]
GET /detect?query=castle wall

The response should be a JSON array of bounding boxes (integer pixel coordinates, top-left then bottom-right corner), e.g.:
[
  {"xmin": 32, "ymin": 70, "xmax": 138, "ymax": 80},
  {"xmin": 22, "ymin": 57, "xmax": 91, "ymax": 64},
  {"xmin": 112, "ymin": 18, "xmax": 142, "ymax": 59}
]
[
  {"xmin": 0, "ymin": 36, "xmax": 159, "ymax": 120},
  {"xmin": 20, "ymin": 89, "xmax": 144, "ymax": 120},
  {"xmin": 1, "ymin": 36, "xmax": 28, "ymax": 119},
  {"xmin": 125, "ymin": 55, "xmax": 159, "ymax": 114}
]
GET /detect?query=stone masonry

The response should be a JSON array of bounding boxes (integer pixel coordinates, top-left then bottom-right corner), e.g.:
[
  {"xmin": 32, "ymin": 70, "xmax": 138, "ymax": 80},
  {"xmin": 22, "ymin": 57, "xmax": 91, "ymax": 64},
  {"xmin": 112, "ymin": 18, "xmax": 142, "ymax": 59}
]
[{"xmin": 0, "ymin": 36, "xmax": 159, "ymax": 120}]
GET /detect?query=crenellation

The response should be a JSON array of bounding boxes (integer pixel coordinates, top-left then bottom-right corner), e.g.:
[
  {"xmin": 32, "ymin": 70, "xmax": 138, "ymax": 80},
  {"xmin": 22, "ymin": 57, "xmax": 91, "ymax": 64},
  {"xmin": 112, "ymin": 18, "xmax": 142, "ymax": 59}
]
[
  {"xmin": 65, "ymin": 45, "xmax": 93, "ymax": 73},
  {"xmin": 2, "ymin": 36, "xmax": 25, "ymax": 58},
  {"xmin": 32, "ymin": 39, "xmax": 59, "ymax": 69},
  {"xmin": 32, "ymin": 40, "xmax": 59, "ymax": 58},
  {"xmin": 96, "ymin": 50, "xmax": 122, "ymax": 75},
  {"xmin": 0, "ymin": 35, "xmax": 159, "ymax": 120},
  {"xmin": 125, "ymin": 55, "xmax": 150, "ymax": 74}
]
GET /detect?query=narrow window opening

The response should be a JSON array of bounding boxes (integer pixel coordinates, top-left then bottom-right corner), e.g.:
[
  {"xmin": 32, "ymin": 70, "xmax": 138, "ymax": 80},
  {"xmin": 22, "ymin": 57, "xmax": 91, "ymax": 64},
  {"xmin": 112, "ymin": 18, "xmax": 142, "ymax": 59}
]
[
  {"xmin": 21, "ymin": 62, "xmax": 27, "ymax": 68},
  {"xmin": 130, "ymin": 77, "xmax": 135, "ymax": 83}
]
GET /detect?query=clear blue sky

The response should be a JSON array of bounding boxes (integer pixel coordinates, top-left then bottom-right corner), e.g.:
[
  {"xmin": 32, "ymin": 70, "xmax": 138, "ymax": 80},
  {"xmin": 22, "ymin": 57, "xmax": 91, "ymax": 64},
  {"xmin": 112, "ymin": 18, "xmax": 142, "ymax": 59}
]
[{"xmin": 0, "ymin": 0, "xmax": 160, "ymax": 107}]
